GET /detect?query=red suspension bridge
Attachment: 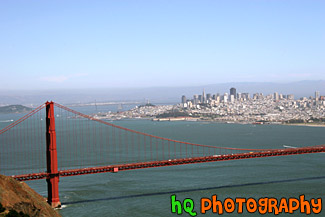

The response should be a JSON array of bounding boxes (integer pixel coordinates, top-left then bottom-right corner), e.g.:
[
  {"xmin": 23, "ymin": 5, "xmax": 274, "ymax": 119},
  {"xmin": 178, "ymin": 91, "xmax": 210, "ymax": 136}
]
[{"xmin": 0, "ymin": 101, "xmax": 324, "ymax": 208}]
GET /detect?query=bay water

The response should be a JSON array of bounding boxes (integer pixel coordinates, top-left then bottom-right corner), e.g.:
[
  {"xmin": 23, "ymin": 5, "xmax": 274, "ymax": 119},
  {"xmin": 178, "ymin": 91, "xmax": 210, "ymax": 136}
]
[{"xmin": 0, "ymin": 104, "xmax": 324, "ymax": 216}]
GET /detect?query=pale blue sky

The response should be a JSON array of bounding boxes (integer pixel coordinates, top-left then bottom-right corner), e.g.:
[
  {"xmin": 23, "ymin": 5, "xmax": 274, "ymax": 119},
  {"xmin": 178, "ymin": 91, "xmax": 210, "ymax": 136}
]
[{"xmin": 0, "ymin": 0, "xmax": 324, "ymax": 90}]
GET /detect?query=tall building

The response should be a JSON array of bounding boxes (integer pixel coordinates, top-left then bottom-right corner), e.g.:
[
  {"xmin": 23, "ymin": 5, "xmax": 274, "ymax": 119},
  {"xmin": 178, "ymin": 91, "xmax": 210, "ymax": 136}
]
[
  {"xmin": 315, "ymin": 91, "xmax": 320, "ymax": 101},
  {"xmin": 274, "ymin": 92, "xmax": 279, "ymax": 101},
  {"xmin": 230, "ymin": 88, "xmax": 236, "ymax": 99},
  {"xmin": 193, "ymin": 94, "xmax": 199, "ymax": 104},
  {"xmin": 198, "ymin": 95, "xmax": 203, "ymax": 103},
  {"xmin": 230, "ymin": 95, "xmax": 235, "ymax": 103},
  {"xmin": 181, "ymin": 95, "xmax": 187, "ymax": 104},
  {"xmin": 242, "ymin": 93, "xmax": 250, "ymax": 100},
  {"xmin": 206, "ymin": 93, "xmax": 212, "ymax": 102},
  {"xmin": 202, "ymin": 89, "xmax": 206, "ymax": 103},
  {"xmin": 213, "ymin": 93, "xmax": 220, "ymax": 100},
  {"xmin": 216, "ymin": 95, "xmax": 220, "ymax": 103},
  {"xmin": 237, "ymin": 93, "xmax": 242, "ymax": 100},
  {"xmin": 223, "ymin": 93, "xmax": 228, "ymax": 103}
]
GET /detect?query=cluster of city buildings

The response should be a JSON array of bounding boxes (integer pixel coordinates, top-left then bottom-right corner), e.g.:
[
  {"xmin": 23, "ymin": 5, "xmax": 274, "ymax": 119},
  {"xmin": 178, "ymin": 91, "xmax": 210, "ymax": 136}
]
[
  {"xmin": 179, "ymin": 88, "xmax": 325, "ymax": 124},
  {"xmin": 94, "ymin": 104, "xmax": 175, "ymax": 120},
  {"xmin": 93, "ymin": 88, "xmax": 325, "ymax": 125},
  {"xmin": 181, "ymin": 88, "xmax": 297, "ymax": 108}
]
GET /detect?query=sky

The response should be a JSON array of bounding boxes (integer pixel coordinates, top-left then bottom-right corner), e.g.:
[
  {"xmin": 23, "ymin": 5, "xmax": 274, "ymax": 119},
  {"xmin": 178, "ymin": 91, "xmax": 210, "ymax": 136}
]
[{"xmin": 0, "ymin": 0, "xmax": 324, "ymax": 90}]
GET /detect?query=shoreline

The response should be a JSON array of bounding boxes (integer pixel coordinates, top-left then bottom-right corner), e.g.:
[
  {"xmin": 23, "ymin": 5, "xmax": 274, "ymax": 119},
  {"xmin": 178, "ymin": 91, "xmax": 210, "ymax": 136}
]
[
  {"xmin": 283, "ymin": 123, "xmax": 325, "ymax": 127},
  {"xmin": 99, "ymin": 117, "xmax": 325, "ymax": 127}
]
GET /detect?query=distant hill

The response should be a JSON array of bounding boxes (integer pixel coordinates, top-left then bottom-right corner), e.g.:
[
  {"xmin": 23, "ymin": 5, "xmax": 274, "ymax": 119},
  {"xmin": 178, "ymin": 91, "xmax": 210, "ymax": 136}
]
[
  {"xmin": 0, "ymin": 105, "xmax": 32, "ymax": 114},
  {"xmin": 0, "ymin": 80, "xmax": 325, "ymax": 105}
]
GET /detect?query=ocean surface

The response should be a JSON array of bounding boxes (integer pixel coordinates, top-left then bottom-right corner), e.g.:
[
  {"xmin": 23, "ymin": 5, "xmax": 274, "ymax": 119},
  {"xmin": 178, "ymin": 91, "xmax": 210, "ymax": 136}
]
[{"xmin": 0, "ymin": 104, "xmax": 324, "ymax": 217}]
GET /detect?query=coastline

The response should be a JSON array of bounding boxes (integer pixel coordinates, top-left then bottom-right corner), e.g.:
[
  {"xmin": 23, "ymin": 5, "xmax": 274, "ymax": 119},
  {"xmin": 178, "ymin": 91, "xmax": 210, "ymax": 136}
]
[
  {"xmin": 95, "ymin": 116, "xmax": 325, "ymax": 127},
  {"xmin": 283, "ymin": 123, "xmax": 325, "ymax": 127}
]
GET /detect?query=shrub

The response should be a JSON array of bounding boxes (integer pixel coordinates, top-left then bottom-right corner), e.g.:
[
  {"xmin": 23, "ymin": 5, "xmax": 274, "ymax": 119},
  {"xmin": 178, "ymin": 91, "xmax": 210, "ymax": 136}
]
[
  {"xmin": 6, "ymin": 210, "xmax": 29, "ymax": 217},
  {"xmin": 0, "ymin": 203, "xmax": 5, "ymax": 213}
]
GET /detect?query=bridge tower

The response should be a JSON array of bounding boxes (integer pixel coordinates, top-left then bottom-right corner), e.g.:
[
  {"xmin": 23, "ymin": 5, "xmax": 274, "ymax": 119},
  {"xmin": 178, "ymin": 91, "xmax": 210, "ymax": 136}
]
[{"xmin": 46, "ymin": 101, "xmax": 61, "ymax": 208}]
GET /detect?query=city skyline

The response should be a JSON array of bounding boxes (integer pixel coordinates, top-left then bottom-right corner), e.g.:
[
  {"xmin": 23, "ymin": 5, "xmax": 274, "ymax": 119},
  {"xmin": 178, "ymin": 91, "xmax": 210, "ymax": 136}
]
[
  {"xmin": 181, "ymin": 87, "xmax": 322, "ymax": 105},
  {"xmin": 91, "ymin": 86, "xmax": 325, "ymax": 125}
]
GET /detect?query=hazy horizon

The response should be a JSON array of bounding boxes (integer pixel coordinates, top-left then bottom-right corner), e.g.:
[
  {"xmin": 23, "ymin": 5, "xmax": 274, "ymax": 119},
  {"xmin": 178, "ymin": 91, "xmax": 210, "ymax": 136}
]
[
  {"xmin": 1, "ymin": 1, "xmax": 324, "ymax": 90},
  {"xmin": 1, "ymin": 80, "xmax": 325, "ymax": 105}
]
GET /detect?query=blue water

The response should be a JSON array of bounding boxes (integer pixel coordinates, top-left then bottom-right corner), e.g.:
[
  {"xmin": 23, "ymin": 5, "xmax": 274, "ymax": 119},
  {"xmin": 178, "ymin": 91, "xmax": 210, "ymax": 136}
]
[{"xmin": 0, "ymin": 105, "xmax": 324, "ymax": 216}]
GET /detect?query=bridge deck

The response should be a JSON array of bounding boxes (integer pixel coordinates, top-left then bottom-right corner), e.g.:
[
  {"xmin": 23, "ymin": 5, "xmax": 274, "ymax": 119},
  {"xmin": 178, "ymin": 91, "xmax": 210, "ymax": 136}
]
[{"xmin": 12, "ymin": 145, "xmax": 325, "ymax": 181}]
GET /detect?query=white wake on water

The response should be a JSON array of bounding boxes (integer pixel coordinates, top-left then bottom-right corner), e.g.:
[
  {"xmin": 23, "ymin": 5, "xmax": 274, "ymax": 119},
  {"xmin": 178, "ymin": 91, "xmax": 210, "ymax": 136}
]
[{"xmin": 0, "ymin": 120, "xmax": 14, "ymax": 123}]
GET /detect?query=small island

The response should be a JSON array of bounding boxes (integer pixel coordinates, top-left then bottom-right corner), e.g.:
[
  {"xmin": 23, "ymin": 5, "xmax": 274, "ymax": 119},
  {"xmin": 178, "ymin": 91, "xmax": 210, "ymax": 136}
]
[{"xmin": 0, "ymin": 105, "xmax": 32, "ymax": 114}]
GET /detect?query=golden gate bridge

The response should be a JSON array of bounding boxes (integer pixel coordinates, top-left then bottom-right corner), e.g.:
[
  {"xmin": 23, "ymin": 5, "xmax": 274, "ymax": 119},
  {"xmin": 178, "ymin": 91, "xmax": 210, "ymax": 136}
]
[{"xmin": 0, "ymin": 101, "xmax": 324, "ymax": 208}]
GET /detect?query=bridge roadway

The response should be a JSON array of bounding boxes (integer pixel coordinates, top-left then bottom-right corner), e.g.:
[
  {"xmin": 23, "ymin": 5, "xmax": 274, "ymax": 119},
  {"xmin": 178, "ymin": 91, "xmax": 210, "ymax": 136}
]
[{"xmin": 13, "ymin": 145, "xmax": 325, "ymax": 181}]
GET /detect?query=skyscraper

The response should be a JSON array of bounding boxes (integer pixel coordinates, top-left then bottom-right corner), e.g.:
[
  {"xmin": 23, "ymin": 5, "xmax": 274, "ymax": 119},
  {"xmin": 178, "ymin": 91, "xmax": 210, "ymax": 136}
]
[
  {"xmin": 274, "ymin": 92, "xmax": 279, "ymax": 101},
  {"xmin": 193, "ymin": 94, "xmax": 199, "ymax": 104},
  {"xmin": 198, "ymin": 95, "xmax": 203, "ymax": 103},
  {"xmin": 230, "ymin": 88, "xmax": 236, "ymax": 99},
  {"xmin": 206, "ymin": 93, "xmax": 212, "ymax": 101},
  {"xmin": 223, "ymin": 93, "xmax": 228, "ymax": 103},
  {"xmin": 237, "ymin": 93, "xmax": 241, "ymax": 100},
  {"xmin": 230, "ymin": 94, "xmax": 235, "ymax": 103},
  {"xmin": 242, "ymin": 93, "xmax": 250, "ymax": 100},
  {"xmin": 202, "ymin": 89, "xmax": 206, "ymax": 103},
  {"xmin": 315, "ymin": 91, "xmax": 320, "ymax": 101},
  {"xmin": 181, "ymin": 95, "xmax": 187, "ymax": 104}
]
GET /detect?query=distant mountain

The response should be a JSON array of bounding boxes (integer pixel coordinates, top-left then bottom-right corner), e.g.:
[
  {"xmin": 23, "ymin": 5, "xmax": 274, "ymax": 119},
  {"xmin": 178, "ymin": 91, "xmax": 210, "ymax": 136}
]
[
  {"xmin": 0, "ymin": 105, "xmax": 33, "ymax": 114},
  {"xmin": 0, "ymin": 80, "xmax": 324, "ymax": 105}
]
